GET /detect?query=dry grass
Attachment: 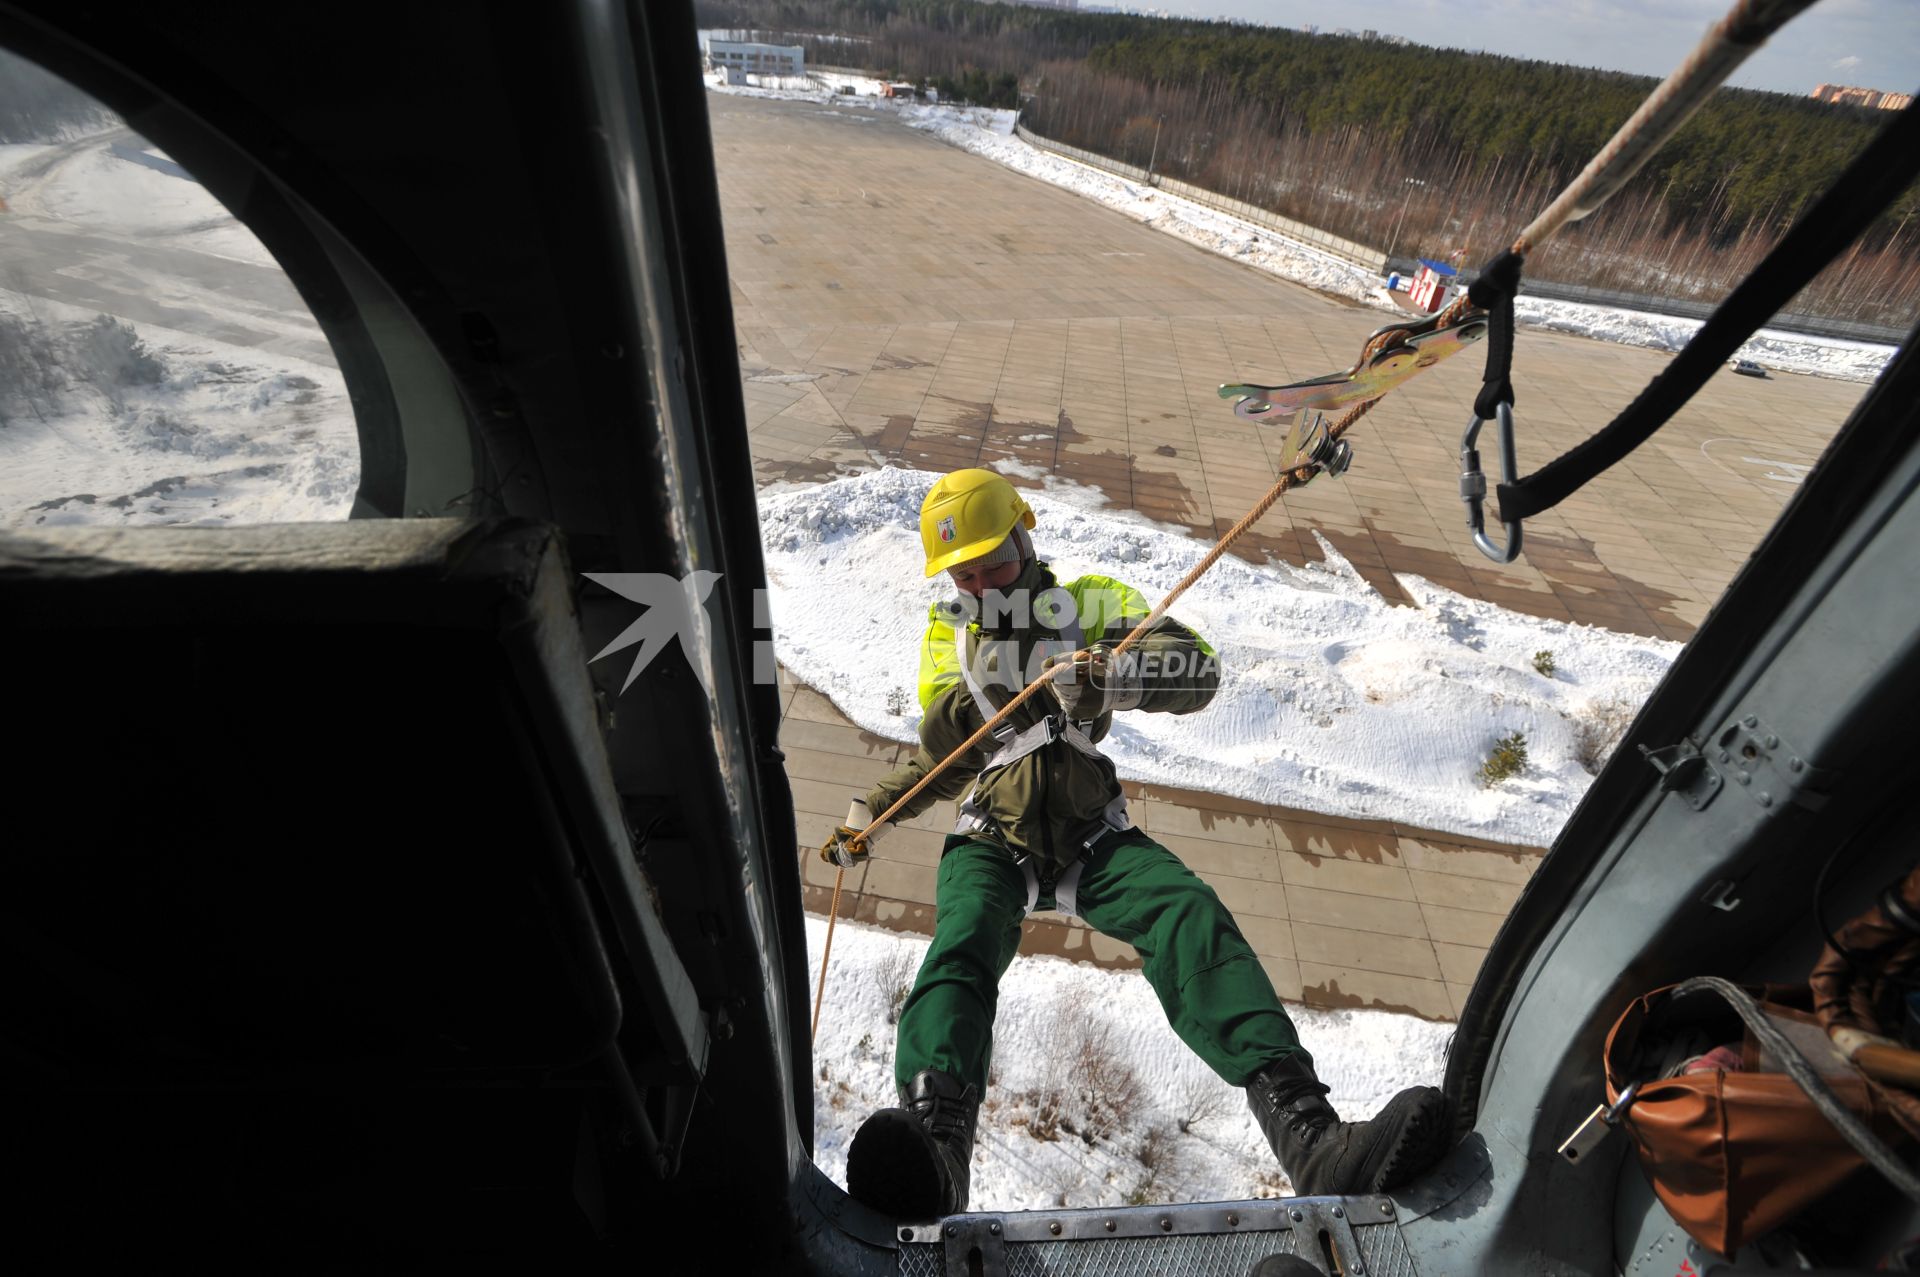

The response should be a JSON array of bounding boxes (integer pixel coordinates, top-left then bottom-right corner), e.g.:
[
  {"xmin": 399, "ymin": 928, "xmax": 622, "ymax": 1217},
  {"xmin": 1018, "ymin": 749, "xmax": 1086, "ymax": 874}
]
[
  {"xmin": 1175, "ymin": 1076, "xmax": 1232, "ymax": 1134},
  {"xmin": 1007, "ymin": 1006, "xmax": 1144, "ymax": 1148},
  {"xmin": 1573, "ymin": 696, "xmax": 1639, "ymax": 774},
  {"xmin": 875, "ymin": 946, "xmax": 917, "ymax": 1026},
  {"xmin": 1063, "ymin": 1013, "xmax": 1144, "ymax": 1145},
  {"xmin": 1136, "ymin": 1125, "xmax": 1173, "ymax": 1172}
]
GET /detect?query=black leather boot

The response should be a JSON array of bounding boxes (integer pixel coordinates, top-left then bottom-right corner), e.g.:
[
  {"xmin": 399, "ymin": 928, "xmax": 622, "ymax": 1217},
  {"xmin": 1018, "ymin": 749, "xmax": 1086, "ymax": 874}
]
[
  {"xmin": 846, "ymin": 1069, "xmax": 979, "ymax": 1218},
  {"xmin": 1246, "ymin": 1055, "xmax": 1446, "ymax": 1197}
]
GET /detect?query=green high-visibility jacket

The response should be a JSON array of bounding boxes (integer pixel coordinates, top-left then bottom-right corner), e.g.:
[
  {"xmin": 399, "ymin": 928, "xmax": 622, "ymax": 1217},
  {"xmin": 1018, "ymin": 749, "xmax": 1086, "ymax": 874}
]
[{"xmin": 866, "ymin": 561, "xmax": 1219, "ymax": 873}]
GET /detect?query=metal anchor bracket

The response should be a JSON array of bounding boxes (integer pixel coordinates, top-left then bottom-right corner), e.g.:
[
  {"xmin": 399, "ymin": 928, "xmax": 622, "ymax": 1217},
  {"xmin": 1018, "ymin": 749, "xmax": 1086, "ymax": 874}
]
[
  {"xmin": 941, "ymin": 1216, "xmax": 1009, "ymax": 1275},
  {"xmin": 1710, "ymin": 715, "xmax": 1829, "ymax": 815},
  {"xmin": 1640, "ymin": 739, "xmax": 1723, "ymax": 811},
  {"xmin": 1219, "ymin": 311, "xmax": 1488, "ymax": 423}
]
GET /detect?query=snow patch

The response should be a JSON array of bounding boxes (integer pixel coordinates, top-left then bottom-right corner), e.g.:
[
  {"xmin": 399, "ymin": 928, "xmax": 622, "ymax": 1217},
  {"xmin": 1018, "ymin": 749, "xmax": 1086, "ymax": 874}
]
[
  {"xmin": 807, "ymin": 915, "xmax": 1452, "ymax": 1209},
  {"xmin": 1515, "ymin": 295, "xmax": 1893, "ymax": 382},
  {"xmin": 707, "ymin": 82, "xmax": 1897, "ymax": 383},
  {"xmin": 0, "ymin": 289, "xmax": 357, "ymax": 528},
  {"xmin": 0, "ymin": 129, "xmax": 278, "ymax": 267},
  {"xmin": 989, "ymin": 457, "xmax": 1050, "ymax": 480},
  {"xmin": 760, "ymin": 467, "xmax": 1680, "ymax": 848}
]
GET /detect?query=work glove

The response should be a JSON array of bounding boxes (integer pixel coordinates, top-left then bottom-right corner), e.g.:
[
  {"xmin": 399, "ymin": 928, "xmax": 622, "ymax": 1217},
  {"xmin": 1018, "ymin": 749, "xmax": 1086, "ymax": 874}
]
[
  {"xmin": 819, "ymin": 799, "xmax": 893, "ymax": 869},
  {"xmin": 1043, "ymin": 643, "xmax": 1143, "ymax": 720}
]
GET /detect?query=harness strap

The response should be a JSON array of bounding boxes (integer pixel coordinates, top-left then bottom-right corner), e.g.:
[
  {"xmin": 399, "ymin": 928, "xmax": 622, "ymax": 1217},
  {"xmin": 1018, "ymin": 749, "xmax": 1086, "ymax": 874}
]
[
  {"xmin": 951, "ymin": 616, "xmax": 1131, "ymax": 845},
  {"xmin": 1467, "ymin": 250, "xmax": 1523, "ymax": 422},
  {"xmin": 955, "ymin": 612, "xmax": 1086, "ymax": 735},
  {"xmin": 1021, "ymin": 855, "xmax": 1089, "ymax": 918}
]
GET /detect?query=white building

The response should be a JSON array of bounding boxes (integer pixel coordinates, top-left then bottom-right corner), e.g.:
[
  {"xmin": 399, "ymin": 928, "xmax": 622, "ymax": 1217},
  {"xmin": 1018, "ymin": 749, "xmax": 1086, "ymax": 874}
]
[{"xmin": 700, "ymin": 36, "xmax": 803, "ymax": 77}]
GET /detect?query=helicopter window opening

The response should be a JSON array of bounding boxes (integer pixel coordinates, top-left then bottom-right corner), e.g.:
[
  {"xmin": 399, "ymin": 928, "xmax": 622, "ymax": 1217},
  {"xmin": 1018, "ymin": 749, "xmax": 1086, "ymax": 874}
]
[
  {"xmin": 731, "ymin": 10, "xmax": 1904, "ymax": 1228},
  {"xmin": 0, "ymin": 47, "xmax": 358, "ymax": 530}
]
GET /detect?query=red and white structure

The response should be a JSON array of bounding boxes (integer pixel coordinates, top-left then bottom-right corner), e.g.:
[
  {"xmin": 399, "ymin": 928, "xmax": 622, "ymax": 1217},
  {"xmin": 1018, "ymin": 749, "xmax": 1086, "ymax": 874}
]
[{"xmin": 1408, "ymin": 258, "xmax": 1459, "ymax": 313}]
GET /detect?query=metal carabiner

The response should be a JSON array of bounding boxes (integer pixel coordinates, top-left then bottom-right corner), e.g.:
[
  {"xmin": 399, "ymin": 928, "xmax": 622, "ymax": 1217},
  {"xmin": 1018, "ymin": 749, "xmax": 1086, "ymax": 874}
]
[{"xmin": 1460, "ymin": 401, "xmax": 1523, "ymax": 563}]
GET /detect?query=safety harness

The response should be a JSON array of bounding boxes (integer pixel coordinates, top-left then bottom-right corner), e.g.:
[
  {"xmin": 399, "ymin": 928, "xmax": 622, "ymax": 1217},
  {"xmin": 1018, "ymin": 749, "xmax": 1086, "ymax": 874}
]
[
  {"xmin": 811, "ymin": 0, "xmax": 1879, "ymax": 1043},
  {"xmin": 948, "ymin": 603, "xmax": 1131, "ymax": 917}
]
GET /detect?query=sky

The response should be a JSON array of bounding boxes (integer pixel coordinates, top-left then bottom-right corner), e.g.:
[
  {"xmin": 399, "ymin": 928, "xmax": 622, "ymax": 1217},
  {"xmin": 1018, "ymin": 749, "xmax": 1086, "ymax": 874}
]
[{"xmin": 1142, "ymin": 0, "xmax": 1919, "ymax": 98}]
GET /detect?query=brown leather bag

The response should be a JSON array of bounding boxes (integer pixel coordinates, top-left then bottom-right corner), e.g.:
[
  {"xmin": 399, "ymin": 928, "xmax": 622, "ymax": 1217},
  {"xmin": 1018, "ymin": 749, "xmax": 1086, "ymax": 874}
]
[{"xmin": 1603, "ymin": 983, "xmax": 1900, "ymax": 1255}]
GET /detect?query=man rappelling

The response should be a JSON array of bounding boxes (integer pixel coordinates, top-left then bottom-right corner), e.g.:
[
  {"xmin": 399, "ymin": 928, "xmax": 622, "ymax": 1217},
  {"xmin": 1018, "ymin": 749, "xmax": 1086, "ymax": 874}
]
[{"xmin": 820, "ymin": 467, "xmax": 1452, "ymax": 1218}]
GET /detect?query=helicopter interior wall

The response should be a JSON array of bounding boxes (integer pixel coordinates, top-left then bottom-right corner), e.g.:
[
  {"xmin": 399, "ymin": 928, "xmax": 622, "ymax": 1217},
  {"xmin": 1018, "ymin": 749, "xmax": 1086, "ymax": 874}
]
[
  {"xmin": 8, "ymin": 0, "xmax": 1918, "ymax": 1271},
  {"xmin": 0, "ymin": 519, "xmax": 707, "ymax": 1263},
  {"xmin": 1599, "ymin": 780, "xmax": 1920, "ymax": 1272},
  {"xmin": 1419, "ymin": 331, "xmax": 1920, "ymax": 1272},
  {"xmin": 0, "ymin": 1, "xmax": 817, "ymax": 1257}
]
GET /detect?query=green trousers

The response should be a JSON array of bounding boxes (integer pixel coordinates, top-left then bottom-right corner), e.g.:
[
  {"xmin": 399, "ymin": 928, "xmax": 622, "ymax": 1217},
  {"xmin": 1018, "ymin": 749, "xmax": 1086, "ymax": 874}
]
[{"xmin": 894, "ymin": 832, "xmax": 1309, "ymax": 1096}]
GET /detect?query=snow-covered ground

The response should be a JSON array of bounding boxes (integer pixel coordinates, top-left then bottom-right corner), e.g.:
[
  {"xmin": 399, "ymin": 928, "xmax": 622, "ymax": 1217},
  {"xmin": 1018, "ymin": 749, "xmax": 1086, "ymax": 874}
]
[
  {"xmin": 0, "ymin": 133, "xmax": 276, "ymax": 266},
  {"xmin": 0, "ymin": 126, "xmax": 357, "ymax": 527},
  {"xmin": 0, "ymin": 289, "xmax": 358, "ymax": 526},
  {"xmin": 707, "ymin": 78, "xmax": 1898, "ymax": 383},
  {"xmin": 1510, "ymin": 296, "xmax": 1891, "ymax": 382},
  {"xmin": 807, "ymin": 914, "xmax": 1451, "ymax": 1209},
  {"xmin": 760, "ymin": 467, "xmax": 1678, "ymax": 848}
]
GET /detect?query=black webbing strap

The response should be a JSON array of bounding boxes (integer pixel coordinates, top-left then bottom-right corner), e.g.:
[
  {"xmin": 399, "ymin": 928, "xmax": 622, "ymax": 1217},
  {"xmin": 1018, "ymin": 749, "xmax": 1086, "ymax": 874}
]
[
  {"xmin": 1467, "ymin": 250, "xmax": 1525, "ymax": 420},
  {"xmin": 1495, "ymin": 98, "xmax": 1920, "ymax": 524}
]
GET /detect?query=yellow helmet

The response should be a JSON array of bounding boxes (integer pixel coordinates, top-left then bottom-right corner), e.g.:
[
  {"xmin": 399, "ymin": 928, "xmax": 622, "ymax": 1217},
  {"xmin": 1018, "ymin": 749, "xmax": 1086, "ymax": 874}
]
[{"xmin": 918, "ymin": 469, "xmax": 1036, "ymax": 578}]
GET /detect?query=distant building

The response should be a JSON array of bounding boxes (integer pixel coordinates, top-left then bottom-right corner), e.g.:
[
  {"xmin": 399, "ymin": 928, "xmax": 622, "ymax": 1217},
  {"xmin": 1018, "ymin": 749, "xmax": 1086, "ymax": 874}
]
[
  {"xmin": 1811, "ymin": 83, "xmax": 1913, "ymax": 111},
  {"xmin": 701, "ymin": 36, "xmax": 803, "ymax": 77}
]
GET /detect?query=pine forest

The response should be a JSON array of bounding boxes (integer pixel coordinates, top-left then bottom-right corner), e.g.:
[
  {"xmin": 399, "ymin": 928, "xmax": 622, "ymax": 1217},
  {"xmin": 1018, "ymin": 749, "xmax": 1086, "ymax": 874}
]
[{"xmin": 696, "ymin": 0, "xmax": 1918, "ymax": 327}]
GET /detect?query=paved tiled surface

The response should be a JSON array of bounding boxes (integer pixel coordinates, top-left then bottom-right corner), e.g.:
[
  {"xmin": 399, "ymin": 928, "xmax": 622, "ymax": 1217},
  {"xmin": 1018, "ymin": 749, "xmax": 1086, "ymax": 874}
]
[
  {"xmin": 713, "ymin": 91, "xmax": 1868, "ymax": 642},
  {"xmin": 718, "ymin": 91, "xmax": 1868, "ymax": 1019},
  {"xmin": 782, "ymin": 668, "xmax": 1538, "ymax": 1022}
]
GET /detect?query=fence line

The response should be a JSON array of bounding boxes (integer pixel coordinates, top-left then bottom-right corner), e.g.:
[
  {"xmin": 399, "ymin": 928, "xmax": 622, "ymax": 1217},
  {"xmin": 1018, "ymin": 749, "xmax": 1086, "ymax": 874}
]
[
  {"xmin": 1012, "ymin": 123, "xmax": 1388, "ymax": 274},
  {"xmin": 1015, "ymin": 124, "xmax": 1904, "ymax": 347}
]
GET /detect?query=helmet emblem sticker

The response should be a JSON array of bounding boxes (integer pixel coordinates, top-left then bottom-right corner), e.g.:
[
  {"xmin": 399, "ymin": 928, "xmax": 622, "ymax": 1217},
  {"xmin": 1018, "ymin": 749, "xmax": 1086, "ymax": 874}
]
[{"xmin": 938, "ymin": 516, "xmax": 956, "ymax": 542}]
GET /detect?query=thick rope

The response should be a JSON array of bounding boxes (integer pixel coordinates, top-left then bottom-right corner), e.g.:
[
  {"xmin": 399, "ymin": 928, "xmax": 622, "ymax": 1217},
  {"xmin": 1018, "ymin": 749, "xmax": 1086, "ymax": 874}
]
[
  {"xmin": 1514, "ymin": 0, "xmax": 1817, "ymax": 255},
  {"xmin": 811, "ymin": 865, "xmax": 846, "ymax": 1044},
  {"xmin": 807, "ymin": 396, "xmax": 1386, "ymax": 1032},
  {"xmin": 1673, "ymin": 977, "xmax": 1920, "ymax": 1203},
  {"xmin": 811, "ymin": 1, "xmax": 1812, "ymax": 1029},
  {"xmin": 1429, "ymin": 0, "xmax": 1813, "ymax": 336}
]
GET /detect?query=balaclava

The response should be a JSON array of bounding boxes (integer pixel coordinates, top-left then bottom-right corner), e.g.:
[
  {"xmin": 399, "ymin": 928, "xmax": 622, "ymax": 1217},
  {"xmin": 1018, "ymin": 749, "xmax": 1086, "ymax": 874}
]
[{"xmin": 945, "ymin": 524, "xmax": 1033, "ymax": 576}]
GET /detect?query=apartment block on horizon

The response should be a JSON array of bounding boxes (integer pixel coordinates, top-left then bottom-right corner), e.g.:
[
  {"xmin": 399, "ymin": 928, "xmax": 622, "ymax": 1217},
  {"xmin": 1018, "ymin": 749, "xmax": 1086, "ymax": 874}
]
[{"xmin": 1811, "ymin": 83, "xmax": 1914, "ymax": 111}]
